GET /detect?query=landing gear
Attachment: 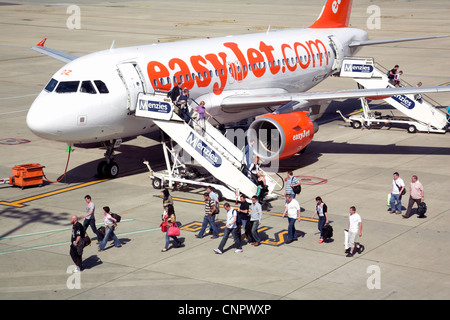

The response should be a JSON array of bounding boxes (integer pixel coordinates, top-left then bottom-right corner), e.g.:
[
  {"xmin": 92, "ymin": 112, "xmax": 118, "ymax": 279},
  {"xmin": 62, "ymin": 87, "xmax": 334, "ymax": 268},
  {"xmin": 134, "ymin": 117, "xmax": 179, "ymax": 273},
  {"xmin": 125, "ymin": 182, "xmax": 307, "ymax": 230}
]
[{"xmin": 97, "ymin": 139, "xmax": 121, "ymax": 178}]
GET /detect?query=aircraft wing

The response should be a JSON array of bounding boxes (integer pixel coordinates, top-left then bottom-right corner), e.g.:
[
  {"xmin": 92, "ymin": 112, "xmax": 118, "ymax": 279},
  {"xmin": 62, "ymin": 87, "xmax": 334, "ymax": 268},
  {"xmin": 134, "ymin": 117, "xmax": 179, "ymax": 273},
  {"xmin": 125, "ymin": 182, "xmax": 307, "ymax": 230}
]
[
  {"xmin": 220, "ymin": 86, "xmax": 450, "ymax": 111},
  {"xmin": 31, "ymin": 38, "xmax": 78, "ymax": 63},
  {"xmin": 349, "ymin": 35, "xmax": 449, "ymax": 47}
]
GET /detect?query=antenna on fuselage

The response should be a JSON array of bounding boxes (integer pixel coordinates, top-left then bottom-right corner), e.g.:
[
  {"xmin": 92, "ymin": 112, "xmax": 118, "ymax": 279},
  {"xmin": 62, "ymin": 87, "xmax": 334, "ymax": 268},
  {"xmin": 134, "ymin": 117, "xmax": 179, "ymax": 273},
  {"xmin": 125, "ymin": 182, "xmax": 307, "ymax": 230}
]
[
  {"xmin": 266, "ymin": 25, "xmax": 271, "ymax": 34},
  {"xmin": 110, "ymin": 40, "xmax": 115, "ymax": 51}
]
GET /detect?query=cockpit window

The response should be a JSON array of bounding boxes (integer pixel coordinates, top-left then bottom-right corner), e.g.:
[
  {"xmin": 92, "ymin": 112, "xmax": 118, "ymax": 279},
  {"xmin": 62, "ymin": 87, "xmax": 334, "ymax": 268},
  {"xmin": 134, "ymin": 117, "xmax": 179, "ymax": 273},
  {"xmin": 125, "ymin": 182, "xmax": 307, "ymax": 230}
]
[
  {"xmin": 55, "ymin": 81, "xmax": 80, "ymax": 93},
  {"xmin": 44, "ymin": 78, "xmax": 58, "ymax": 92},
  {"xmin": 94, "ymin": 80, "xmax": 109, "ymax": 94},
  {"xmin": 80, "ymin": 81, "xmax": 97, "ymax": 94}
]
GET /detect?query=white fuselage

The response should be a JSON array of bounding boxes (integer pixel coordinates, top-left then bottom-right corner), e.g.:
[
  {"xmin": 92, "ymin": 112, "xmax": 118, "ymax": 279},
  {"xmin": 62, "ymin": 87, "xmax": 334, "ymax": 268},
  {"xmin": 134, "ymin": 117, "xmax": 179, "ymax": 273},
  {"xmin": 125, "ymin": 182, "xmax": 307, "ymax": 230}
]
[{"xmin": 26, "ymin": 27, "xmax": 367, "ymax": 145}]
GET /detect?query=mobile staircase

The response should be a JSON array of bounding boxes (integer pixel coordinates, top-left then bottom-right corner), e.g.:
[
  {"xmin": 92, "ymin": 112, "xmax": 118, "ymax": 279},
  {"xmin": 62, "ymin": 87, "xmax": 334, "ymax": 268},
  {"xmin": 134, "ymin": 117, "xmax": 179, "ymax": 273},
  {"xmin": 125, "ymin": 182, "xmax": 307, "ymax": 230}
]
[
  {"xmin": 135, "ymin": 91, "xmax": 279, "ymax": 202},
  {"xmin": 337, "ymin": 57, "xmax": 448, "ymax": 133}
]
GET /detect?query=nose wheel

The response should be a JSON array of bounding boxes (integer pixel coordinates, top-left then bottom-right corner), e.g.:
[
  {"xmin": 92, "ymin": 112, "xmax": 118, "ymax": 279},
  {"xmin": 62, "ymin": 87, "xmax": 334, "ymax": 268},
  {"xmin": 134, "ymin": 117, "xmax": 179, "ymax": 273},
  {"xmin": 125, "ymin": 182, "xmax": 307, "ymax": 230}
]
[{"xmin": 97, "ymin": 139, "xmax": 121, "ymax": 178}]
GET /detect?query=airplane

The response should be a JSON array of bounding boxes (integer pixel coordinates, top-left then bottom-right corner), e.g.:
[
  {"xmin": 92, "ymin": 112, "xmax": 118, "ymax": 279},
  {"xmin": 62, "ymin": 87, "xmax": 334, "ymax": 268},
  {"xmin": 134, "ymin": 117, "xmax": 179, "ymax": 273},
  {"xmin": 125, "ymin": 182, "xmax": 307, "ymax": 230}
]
[{"xmin": 27, "ymin": 0, "xmax": 450, "ymax": 178}]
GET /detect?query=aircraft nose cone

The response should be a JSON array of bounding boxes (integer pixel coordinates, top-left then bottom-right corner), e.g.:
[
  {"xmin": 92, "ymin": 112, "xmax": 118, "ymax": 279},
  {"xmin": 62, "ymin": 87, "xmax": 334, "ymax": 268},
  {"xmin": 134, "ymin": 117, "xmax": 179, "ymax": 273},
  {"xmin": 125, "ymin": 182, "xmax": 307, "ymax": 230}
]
[{"xmin": 26, "ymin": 97, "xmax": 61, "ymax": 140}]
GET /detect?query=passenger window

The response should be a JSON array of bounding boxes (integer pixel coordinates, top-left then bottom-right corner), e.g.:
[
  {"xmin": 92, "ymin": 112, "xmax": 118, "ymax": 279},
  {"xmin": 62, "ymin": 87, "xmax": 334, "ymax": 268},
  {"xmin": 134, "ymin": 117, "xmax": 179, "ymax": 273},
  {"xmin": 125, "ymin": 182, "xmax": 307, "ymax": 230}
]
[
  {"xmin": 44, "ymin": 78, "xmax": 58, "ymax": 92},
  {"xmin": 56, "ymin": 81, "xmax": 79, "ymax": 93},
  {"xmin": 80, "ymin": 81, "xmax": 97, "ymax": 94},
  {"xmin": 94, "ymin": 80, "xmax": 109, "ymax": 94}
]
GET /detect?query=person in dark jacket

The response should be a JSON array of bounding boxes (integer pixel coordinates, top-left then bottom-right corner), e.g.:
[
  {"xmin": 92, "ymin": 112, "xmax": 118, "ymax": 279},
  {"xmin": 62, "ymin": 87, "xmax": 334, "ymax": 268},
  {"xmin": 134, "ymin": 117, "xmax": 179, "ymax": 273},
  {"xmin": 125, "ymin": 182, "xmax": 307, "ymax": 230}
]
[
  {"xmin": 312, "ymin": 196, "xmax": 329, "ymax": 243},
  {"xmin": 69, "ymin": 215, "xmax": 85, "ymax": 272}
]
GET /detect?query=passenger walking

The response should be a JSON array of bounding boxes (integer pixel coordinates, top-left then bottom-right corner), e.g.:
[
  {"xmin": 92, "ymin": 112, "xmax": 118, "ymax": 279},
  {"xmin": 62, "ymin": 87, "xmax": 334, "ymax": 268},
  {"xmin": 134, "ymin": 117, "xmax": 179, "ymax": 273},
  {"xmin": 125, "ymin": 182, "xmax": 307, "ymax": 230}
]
[
  {"xmin": 393, "ymin": 70, "xmax": 403, "ymax": 87},
  {"xmin": 161, "ymin": 204, "xmax": 182, "ymax": 252},
  {"xmin": 387, "ymin": 64, "xmax": 399, "ymax": 84},
  {"xmin": 243, "ymin": 139, "xmax": 256, "ymax": 179},
  {"xmin": 236, "ymin": 194, "xmax": 253, "ymax": 244},
  {"xmin": 390, "ymin": 172, "xmax": 405, "ymax": 215},
  {"xmin": 285, "ymin": 171, "xmax": 300, "ymax": 199},
  {"xmin": 282, "ymin": 194, "xmax": 301, "ymax": 243},
  {"xmin": 250, "ymin": 196, "xmax": 262, "ymax": 246},
  {"xmin": 193, "ymin": 101, "xmax": 212, "ymax": 136},
  {"xmin": 403, "ymin": 175, "xmax": 425, "ymax": 218},
  {"xmin": 169, "ymin": 81, "xmax": 183, "ymax": 104},
  {"xmin": 312, "ymin": 196, "xmax": 328, "ymax": 243},
  {"xmin": 214, "ymin": 203, "xmax": 242, "ymax": 254},
  {"xmin": 177, "ymin": 89, "xmax": 190, "ymax": 123},
  {"xmin": 69, "ymin": 215, "xmax": 85, "ymax": 272},
  {"xmin": 162, "ymin": 188, "xmax": 173, "ymax": 211},
  {"xmin": 195, "ymin": 193, "xmax": 219, "ymax": 239},
  {"xmin": 256, "ymin": 170, "xmax": 267, "ymax": 204},
  {"xmin": 346, "ymin": 206, "xmax": 363, "ymax": 257},
  {"xmin": 80, "ymin": 195, "xmax": 99, "ymax": 241},
  {"xmin": 98, "ymin": 206, "xmax": 122, "ymax": 251}
]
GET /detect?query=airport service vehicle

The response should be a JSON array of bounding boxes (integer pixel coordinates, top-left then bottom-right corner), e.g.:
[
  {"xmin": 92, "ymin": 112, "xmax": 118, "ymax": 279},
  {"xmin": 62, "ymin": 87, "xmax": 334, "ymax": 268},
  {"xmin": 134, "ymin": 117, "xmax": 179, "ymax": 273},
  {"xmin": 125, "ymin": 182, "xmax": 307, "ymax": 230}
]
[
  {"xmin": 336, "ymin": 58, "xmax": 448, "ymax": 133},
  {"xmin": 27, "ymin": 0, "xmax": 450, "ymax": 200}
]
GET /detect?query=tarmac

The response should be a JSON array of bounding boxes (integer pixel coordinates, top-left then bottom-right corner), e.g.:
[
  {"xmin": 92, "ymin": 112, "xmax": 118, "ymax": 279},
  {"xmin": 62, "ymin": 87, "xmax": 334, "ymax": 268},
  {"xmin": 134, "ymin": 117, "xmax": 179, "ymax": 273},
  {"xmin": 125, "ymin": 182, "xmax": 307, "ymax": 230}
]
[{"xmin": 0, "ymin": 0, "xmax": 449, "ymax": 303}]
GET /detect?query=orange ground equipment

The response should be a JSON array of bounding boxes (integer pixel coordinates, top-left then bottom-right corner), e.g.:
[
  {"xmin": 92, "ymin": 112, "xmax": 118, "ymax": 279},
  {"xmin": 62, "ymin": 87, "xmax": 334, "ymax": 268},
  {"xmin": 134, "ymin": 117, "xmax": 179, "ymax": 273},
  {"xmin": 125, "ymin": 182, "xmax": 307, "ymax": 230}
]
[{"xmin": 6, "ymin": 163, "xmax": 45, "ymax": 189}]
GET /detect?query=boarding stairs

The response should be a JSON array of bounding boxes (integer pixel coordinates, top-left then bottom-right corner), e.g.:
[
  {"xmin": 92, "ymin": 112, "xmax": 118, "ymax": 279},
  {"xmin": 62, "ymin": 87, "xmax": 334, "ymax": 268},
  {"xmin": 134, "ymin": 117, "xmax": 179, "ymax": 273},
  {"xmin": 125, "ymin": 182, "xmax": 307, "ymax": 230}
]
[
  {"xmin": 339, "ymin": 57, "xmax": 448, "ymax": 133},
  {"xmin": 135, "ymin": 91, "xmax": 277, "ymax": 201}
]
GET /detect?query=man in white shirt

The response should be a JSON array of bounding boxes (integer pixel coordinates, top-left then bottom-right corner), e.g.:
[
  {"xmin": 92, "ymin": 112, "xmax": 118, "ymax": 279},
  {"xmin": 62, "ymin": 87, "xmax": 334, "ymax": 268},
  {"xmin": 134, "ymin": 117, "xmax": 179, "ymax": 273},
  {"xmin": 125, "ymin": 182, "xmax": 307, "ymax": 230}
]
[
  {"xmin": 390, "ymin": 172, "xmax": 405, "ymax": 215},
  {"xmin": 346, "ymin": 206, "xmax": 362, "ymax": 257},
  {"xmin": 80, "ymin": 195, "xmax": 100, "ymax": 241},
  {"xmin": 214, "ymin": 203, "xmax": 242, "ymax": 254},
  {"xmin": 282, "ymin": 194, "xmax": 301, "ymax": 243}
]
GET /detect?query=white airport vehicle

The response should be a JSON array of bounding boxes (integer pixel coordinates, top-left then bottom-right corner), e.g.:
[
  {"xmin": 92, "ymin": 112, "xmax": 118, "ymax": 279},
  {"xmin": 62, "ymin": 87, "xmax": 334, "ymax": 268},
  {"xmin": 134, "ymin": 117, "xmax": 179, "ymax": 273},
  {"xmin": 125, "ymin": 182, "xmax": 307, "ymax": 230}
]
[
  {"xmin": 27, "ymin": 0, "xmax": 450, "ymax": 197},
  {"xmin": 337, "ymin": 58, "xmax": 448, "ymax": 133}
]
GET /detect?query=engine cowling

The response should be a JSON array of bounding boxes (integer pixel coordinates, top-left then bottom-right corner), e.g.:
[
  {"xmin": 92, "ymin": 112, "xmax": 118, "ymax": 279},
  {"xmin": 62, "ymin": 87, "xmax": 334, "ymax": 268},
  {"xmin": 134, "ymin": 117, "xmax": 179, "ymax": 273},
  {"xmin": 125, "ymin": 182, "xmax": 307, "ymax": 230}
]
[{"xmin": 247, "ymin": 111, "xmax": 315, "ymax": 162}]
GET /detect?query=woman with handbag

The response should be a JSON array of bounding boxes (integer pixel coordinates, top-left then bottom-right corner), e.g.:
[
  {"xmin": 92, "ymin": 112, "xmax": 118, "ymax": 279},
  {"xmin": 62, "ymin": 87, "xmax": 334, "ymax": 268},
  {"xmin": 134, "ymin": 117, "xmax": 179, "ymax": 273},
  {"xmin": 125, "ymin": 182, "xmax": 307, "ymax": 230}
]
[
  {"xmin": 161, "ymin": 204, "xmax": 182, "ymax": 252},
  {"xmin": 98, "ymin": 206, "xmax": 121, "ymax": 251}
]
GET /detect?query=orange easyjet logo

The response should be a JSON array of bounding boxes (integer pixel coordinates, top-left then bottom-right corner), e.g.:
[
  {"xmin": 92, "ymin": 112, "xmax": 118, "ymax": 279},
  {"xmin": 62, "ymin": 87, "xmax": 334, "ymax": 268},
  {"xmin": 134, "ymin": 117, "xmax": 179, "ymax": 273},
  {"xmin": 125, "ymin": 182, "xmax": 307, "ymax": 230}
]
[{"xmin": 147, "ymin": 39, "xmax": 329, "ymax": 95}]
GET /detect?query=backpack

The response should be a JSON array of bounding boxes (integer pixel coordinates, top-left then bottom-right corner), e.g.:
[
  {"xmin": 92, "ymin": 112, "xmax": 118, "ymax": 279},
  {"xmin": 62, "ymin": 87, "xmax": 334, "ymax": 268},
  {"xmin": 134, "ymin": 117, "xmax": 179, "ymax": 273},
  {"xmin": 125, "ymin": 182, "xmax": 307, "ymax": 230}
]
[
  {"xmin": 322, "ymin": 224, "xmax": 333, "ymax": 239},
  {"xmin": 292, "ymin": 177, "xmax": 301, "ymax": 194},
  {"xmin": 110, "ymin": 213, "xmax": 121, "ymax": 223}
]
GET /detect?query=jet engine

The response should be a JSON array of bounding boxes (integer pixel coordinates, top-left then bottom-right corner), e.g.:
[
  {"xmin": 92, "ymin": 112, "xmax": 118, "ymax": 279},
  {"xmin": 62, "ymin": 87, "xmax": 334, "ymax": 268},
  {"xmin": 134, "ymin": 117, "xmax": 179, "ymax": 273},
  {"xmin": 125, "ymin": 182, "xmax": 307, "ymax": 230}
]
[{"xmin": 247, "ymin": 111, "xmax": 316, "ymax": 162}]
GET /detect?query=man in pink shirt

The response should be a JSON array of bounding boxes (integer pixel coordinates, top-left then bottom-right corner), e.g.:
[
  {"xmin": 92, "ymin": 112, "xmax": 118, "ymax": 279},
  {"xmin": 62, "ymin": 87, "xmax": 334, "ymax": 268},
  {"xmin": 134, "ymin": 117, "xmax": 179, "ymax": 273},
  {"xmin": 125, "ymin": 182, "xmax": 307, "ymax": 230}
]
[{"xmin": 403, "ymin": 175, "xmax": 424, "ymax": 218}]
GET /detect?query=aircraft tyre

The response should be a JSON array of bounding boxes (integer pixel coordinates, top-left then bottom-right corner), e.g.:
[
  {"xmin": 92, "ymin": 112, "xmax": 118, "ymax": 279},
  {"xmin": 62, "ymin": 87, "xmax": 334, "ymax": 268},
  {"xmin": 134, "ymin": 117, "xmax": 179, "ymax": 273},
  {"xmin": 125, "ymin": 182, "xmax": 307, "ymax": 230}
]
[
  {"xmin": 97, "ymin": 161, "xmax": 107, "ymax": 177},
  {"xmin": 106, "ymin": 161, "xmax": 119, "ymax": 178},
  {"xmin": 97, "ymin": 161, "xmax": 119, "ymax": 178}
]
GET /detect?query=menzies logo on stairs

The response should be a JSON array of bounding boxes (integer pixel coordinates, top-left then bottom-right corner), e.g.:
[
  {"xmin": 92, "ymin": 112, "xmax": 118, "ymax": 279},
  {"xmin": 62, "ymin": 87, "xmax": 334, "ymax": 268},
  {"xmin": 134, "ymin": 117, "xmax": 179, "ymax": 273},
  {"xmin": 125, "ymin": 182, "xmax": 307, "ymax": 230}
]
[
  {"xmin": 391, "ymin": 94, "xmax": 415, "ymax": 110},
  {"xmin": 138, "ymin": 99, "xmax": 171, "ymax": 114},
  {"xmin": 343, "ymin": 63, "xmax": 373, "ymax": 73},
  {"xmin": 135, "ymin": 95, "xmax": 173, "ymax": 120},
  {"xmin": 186, "ymin": 132, "xmax": 222, "ymax": 167}
]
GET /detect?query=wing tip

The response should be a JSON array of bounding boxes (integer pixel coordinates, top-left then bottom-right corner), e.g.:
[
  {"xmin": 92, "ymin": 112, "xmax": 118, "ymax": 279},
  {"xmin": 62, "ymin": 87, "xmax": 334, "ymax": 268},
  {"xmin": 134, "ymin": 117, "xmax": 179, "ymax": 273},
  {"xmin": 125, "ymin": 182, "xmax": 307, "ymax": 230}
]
[{"xmin": 36, "ymin": 38, "xmax": 47, "ymax": 47}]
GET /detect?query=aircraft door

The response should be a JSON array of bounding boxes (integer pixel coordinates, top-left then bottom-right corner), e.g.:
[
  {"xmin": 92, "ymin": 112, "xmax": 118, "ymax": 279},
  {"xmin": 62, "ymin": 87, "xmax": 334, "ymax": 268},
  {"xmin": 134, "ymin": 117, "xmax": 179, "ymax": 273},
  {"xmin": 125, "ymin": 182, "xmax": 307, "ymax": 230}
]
[
  {"xmin": 328, "ymin": 35, "xmax": 345, "ymax": 72},
  {"xmin": 117, "ymin": 62, "xmax": 145, "ymax": 113}
]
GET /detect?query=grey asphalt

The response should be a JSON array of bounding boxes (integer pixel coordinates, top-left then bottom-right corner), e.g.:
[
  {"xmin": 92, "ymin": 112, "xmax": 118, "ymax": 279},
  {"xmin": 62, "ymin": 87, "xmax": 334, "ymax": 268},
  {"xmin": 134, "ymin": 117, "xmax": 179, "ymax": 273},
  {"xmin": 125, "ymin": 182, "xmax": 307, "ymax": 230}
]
[{"xmin": 0, "ymin": 0, "xmax": 449, "ymax": 302}]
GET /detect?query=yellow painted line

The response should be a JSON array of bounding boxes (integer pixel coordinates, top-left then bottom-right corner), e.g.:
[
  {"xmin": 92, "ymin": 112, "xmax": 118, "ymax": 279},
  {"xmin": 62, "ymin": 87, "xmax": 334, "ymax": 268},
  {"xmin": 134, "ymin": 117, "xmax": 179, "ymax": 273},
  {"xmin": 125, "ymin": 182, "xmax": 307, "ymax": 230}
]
[
  {"xmin": 0, "ymin": 179, "xmax": 108, "ymax": 208},
  {"xmin": 0, "ymin": 166, "xmax": 147, "ymax": 208},
  {"xmin": 348, "ymin": 110, "xmax": 363, "ymax": 116}
]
